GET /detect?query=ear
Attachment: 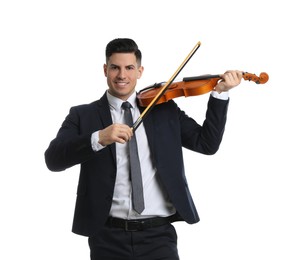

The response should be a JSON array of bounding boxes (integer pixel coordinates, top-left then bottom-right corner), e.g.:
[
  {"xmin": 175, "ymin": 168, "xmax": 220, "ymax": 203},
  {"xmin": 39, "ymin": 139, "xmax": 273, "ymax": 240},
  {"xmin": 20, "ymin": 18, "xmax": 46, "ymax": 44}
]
[
  {"xmin": 103, "ymin": 64, "xmax": 107, "ymax": 77},
  {"xmin": 137, "ymin": 66, "xmax": 144, "ymax": 79}
]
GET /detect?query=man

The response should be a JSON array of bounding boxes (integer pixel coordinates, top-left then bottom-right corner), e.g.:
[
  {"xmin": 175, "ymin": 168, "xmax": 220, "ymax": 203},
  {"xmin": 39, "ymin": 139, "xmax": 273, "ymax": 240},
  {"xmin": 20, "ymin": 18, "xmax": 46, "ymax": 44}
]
[{"xmin": 45, "ymin": 38, "xmax": 242, "ymax": 259}]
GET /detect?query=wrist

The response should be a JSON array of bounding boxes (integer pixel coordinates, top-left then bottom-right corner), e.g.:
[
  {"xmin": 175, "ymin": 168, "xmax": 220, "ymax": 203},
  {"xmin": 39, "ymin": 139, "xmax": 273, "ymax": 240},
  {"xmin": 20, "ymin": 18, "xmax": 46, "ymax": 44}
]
[
  {"xmin": 211, "ymin": 90, "xmax": 229, "ymax": 100},
  {"xmin": 91, "ymin": 131, "xmax": 106, "ymax": 151}
]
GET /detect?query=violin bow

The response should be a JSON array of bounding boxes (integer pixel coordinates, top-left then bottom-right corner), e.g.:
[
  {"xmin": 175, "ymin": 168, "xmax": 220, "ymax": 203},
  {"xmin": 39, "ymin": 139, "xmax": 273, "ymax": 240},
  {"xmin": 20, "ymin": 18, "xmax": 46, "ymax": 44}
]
[{"xmin": 132, "ymin": 41, "xmax": 201, "ymax": 132}]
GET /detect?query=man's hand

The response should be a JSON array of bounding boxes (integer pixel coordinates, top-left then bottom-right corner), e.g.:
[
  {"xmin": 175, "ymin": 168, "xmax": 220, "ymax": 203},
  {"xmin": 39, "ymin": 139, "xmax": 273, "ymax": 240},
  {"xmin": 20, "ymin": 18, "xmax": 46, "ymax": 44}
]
[
  {"xmin": 215, "ymin": 70, "xmax": 243, "ymax": 93},
  {"xmin": 98, "ymin": 124, "xmax": 133, "ymax": 146}
]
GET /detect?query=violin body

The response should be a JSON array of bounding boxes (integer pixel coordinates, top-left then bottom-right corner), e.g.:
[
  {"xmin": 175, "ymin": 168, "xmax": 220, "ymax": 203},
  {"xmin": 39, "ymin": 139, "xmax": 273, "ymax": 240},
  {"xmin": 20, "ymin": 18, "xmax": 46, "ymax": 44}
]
[{"xmin": 137, "ymin": 77, "xmax": 219, "ymax": 107}]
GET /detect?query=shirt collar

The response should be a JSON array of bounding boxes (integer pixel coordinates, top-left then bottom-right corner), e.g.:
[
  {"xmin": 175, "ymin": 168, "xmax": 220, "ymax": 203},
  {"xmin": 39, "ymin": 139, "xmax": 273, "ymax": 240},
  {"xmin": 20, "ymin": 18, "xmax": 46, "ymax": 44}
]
[{"xmin": 106, "ymin": 91, "xmax": 137, "ymax": 111}]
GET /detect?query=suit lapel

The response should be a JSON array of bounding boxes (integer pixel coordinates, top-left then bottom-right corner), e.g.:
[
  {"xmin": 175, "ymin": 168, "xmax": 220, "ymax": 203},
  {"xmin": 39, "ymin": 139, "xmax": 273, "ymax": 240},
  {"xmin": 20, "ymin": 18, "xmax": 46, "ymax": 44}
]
[
  {"xmin": 97, "ymin": 93, "xmax": 116, "ymax": 163},
  {"xmin": 138, "ymin": 103, "xmax": 155, "ymax": 155}
]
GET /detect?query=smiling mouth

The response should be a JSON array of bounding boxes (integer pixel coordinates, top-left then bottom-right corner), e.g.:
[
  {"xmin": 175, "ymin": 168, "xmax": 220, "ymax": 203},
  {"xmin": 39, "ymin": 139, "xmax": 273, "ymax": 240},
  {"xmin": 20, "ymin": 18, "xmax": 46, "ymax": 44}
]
[{"xmin": 115, "ymin": 81, "xmax": 129, "ymax": 87}]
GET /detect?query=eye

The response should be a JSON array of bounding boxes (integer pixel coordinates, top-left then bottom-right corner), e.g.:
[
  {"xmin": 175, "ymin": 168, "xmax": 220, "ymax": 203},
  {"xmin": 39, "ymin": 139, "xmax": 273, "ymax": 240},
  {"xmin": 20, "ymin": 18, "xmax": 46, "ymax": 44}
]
[
  {"xmin": 126, "ymin": 65, "xmax": 135, "ymax": 70},
  {"xmin": 110, "ymin": 65, "xmax": 119, "ymax": 70}
]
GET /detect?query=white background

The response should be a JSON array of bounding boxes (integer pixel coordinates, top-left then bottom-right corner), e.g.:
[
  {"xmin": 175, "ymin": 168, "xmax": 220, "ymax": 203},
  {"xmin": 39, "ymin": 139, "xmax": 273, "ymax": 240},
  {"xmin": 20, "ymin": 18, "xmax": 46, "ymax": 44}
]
[{"xmin": 1, "ymin": 0, "xmax": 285, "ymax": 259}]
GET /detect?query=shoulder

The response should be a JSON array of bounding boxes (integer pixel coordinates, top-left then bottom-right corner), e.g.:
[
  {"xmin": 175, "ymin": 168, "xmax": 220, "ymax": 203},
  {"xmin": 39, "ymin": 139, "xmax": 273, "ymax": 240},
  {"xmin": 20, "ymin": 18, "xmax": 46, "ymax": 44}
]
[
  {"xmin": 69, "ymin": 93, "xmax": 108, "ymax": 114},
  {"xmin": 142, "ymin": 100, "xmax": 183, "ymax": 122}
]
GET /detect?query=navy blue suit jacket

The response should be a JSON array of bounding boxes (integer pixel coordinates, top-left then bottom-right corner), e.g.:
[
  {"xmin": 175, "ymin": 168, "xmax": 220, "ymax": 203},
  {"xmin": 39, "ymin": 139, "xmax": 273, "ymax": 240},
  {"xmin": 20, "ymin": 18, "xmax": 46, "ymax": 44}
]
[{"xmin": 45, "ymin": 93, "xmax": 229, "ymax": 237}]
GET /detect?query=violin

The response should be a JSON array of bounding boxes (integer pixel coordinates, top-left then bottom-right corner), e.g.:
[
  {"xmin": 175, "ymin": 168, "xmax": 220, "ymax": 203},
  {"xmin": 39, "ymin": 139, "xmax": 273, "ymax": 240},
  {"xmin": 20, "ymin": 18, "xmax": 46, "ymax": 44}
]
[
  {"xmin": 137, "ymin": 72, "xmax": 269, "ymax": 107},
  {"xmin": 132, "ymin": 41, "xmax": 269, "ymax": 132}
]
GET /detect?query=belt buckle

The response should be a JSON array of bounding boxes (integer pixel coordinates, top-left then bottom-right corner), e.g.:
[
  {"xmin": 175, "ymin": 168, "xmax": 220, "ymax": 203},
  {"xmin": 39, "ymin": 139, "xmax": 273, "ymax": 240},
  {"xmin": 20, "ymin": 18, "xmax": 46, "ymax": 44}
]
[{"xmin": 125, "ymin": 220, "xmax": 144, "ymax": 231}]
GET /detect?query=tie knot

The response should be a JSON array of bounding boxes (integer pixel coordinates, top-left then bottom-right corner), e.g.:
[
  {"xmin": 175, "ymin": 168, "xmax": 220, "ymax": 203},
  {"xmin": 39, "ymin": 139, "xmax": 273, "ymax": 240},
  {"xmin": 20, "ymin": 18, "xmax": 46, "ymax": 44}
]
[{"xmin": 121, "ymin": 101, "xmax": 132, "ymax": 110}]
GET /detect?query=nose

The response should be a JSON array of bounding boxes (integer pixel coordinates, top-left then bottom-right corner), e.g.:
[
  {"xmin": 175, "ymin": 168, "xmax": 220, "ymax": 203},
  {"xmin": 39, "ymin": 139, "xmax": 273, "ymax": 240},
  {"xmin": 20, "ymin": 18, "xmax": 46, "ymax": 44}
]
[{"xmin": 117, "ymin": 68, "xmax": 126, "ymax": 80}]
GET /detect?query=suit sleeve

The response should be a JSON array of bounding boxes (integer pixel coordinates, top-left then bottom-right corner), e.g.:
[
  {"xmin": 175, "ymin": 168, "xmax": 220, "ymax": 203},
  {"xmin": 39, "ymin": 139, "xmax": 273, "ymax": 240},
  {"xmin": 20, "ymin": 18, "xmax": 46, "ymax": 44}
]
[
  {"xmin": 44, "ymin": 106, "xmax": 95, "ymax": 172},
  {"xmin": 180, "ymin": 95, "xmax": 229, "ymax": 155}
]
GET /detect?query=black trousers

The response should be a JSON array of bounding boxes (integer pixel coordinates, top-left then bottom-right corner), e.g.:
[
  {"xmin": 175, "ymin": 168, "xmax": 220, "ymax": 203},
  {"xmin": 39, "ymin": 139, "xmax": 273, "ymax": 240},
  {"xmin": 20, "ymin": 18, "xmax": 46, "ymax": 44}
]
[{"xmin": 88, "ymin": 223, "xmax": 180, "ymax": 260}]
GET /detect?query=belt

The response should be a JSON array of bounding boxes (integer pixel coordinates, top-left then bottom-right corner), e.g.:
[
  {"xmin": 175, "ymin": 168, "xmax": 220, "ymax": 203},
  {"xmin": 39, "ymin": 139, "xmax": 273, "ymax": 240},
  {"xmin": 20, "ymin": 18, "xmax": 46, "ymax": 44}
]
[{"xmin": 106, "ymin": 215, "xmax": 176, "ymax": 232}]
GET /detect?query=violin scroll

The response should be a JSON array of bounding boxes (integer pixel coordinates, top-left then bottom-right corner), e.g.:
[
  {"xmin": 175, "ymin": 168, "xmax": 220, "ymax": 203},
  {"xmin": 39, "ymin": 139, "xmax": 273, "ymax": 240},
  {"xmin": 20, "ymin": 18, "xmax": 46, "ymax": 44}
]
[{"xmin": 242, "ymin": 72, "xmax": 269, "ymax": 84}]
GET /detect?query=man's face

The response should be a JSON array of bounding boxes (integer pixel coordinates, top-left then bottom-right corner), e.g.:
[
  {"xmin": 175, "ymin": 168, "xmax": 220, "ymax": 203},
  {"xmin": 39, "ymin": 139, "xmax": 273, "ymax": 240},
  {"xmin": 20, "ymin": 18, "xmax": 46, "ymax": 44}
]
[{"xmin": 104, "ymin": 53, "xmax": 144, "ymax": 100}]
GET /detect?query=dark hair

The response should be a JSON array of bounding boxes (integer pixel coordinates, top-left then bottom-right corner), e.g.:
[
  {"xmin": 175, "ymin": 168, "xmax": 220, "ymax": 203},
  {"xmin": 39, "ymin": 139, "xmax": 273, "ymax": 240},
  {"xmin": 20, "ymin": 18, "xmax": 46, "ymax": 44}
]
[{"xmin": 105, "ymin": 38, "xmax": 142, "ymax": 65}]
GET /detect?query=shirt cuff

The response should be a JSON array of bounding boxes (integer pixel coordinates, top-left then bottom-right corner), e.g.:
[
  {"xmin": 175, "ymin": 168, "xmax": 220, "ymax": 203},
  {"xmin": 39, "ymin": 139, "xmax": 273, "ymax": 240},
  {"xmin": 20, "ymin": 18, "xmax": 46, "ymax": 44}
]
[
  {"xmin": 211, "ymin": 90, "xmax": 229, "ymax": 100},
  {"xmin": 91, "ymin": 131, "xmax": 106, "ymax": 151}
]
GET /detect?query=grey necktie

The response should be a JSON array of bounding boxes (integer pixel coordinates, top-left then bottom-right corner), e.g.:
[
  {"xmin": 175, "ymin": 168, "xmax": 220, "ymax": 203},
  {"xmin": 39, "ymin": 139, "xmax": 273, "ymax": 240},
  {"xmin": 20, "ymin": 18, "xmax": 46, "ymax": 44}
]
[{"xmin": 121, "ymin": 101, "xmax": 145, "ymax": 214}]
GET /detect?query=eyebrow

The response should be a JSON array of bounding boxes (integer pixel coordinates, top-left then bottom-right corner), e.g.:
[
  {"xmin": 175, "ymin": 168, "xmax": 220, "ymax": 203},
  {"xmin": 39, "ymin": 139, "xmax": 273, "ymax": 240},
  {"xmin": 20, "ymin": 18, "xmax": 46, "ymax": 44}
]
[{"xmin": 109, "ymin": 64, "xmax": 135, "ymax": 68}]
